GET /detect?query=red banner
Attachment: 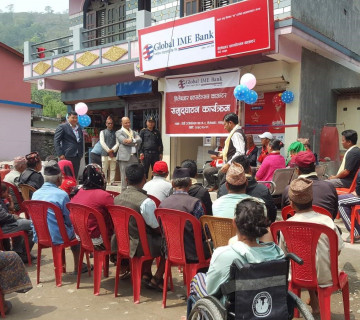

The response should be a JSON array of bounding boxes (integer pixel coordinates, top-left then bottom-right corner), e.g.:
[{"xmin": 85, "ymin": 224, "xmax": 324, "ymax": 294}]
[
  {"xmin": 165, "ymin": 69, "xmax": 239, "ymax": 135},
  {"xmin": 244, "ymin": 92, "xmax": 286, "ymax": 134},
  {"xmin": 139, "ymin": 0, "xmax": 274, "ymax": 72}
]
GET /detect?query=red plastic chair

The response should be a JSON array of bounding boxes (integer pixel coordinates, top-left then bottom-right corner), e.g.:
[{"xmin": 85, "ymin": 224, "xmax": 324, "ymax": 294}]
[
  {"xmin": 2, "ymin": 181, "xmax": 24, "ymax": 216},
  {"xmin": 107, "ymin": 190, "xmax": 120, "ymax": 199},
  {"xmin": 271, "ymin": 221, "xmax": 350, "ymax": 320},
  {"xmin": 336, "ymin": 169, "xmax": 359, "ymax": 195},
  {"xmin": 348, "ymin": 205, "xmax": 360, "ymax": 244},
  {"xmin": 155, "ymin": 208, "xmax": 210, "ymax": 308},
  {"xmin": 281, "ymin": 205, "xmax": 332, "ymax": 220},
  {"xmin": 66, "ymin": 203, "xmax": 111, "ymax": 295},
  {"xmin": 148, "ymin": 195, "xmax": 160, "ymax": 208},
  {"xmin": 0, "ymin": 226, "xmax": 32, "ymax": 267},
  {"xmin": 22, "ymin": 200, "xmax": 80, "ymax": 285},
  {"xmin": 107, "ymin": 205, "xmax": 160, "ymax": 303}
]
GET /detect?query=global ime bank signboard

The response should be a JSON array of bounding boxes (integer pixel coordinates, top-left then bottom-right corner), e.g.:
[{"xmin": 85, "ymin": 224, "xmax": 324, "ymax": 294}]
[
  {"xmin": 138, "ymin": 0, "xmax": 274, "ymax": 72},
  {"xmin": 165, "ymin": 69, "xmax": 239, "ymax": 135}
]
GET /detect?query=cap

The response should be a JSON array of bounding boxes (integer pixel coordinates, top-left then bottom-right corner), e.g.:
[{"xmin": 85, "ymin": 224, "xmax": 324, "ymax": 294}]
[
  {"xmin": 295, "ymin": 151, "xmax": 316, "ymax": 168},
  {"xmin": 44, "ymin": 160, "xmax": 61, "ymax": 176},
  {"xmin": 153, "ymin": 161, "xmax": 169, "ymax": 174},
  {"xmin": 172, "ymin": 167, "xmax": 190, "ymax": 179},
  {"xmin": 147, "ymin": 116, "xmax": 156, "ymax": 122},
  {"xmin": 226, "ymin": 163, "xmax": 246, "ymax": 186},
  {"xmin": 288, "ymin": 178, "xmax": 313, "ymax": 204},
  {"xmin": 258, "ymin": 132, "xmax": 273, "ymax": 139}
]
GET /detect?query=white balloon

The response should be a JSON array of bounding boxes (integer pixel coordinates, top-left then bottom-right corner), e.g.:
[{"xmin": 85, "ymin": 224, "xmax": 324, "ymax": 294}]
[
  {"xmin": 75, "ymin": 102, "xmax": 88, "ymax": 115},
  {"xmin": 240, "ymin": 73, "xmax": 256, "ymax": 90}
]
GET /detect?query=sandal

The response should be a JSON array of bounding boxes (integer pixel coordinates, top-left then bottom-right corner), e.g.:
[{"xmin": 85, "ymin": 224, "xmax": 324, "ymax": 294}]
[
  {"xmin": 146, "ymin": 276, "xmax": 170, "ymax": 292},
  {"xmin": 71, "ymin": 263, "xmax": 93, "ymax": 275},
  {"xmin": 142, "ymin": 273, "xmax": 152, "ymax": 286},
  {"xmin": 119, "ymin": 265, "xmax": 131, "ymax": 280}
]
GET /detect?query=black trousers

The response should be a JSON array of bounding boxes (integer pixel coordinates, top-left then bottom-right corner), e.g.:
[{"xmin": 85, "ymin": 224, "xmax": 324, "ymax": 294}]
[{"xmin": 143, "ymin": 152, "xmax": 160, "ymax": 179}]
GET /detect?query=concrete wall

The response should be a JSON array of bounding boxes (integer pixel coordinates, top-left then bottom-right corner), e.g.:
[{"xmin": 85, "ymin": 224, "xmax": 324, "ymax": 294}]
[
  {"xmin": 0, "ymin": 47, "xmax": 31, "ymax": 103},
  {"xmin": 299, "ymin": 49, "xmax": 360, "ymax": 154},
  {"xmin": 0, "ymin": 104, "xmax": 31, "ymax": 161},
  {"xmin": 31, "ymin": 131, "xmax": 56, "ymax": 160},
  {"xmin": 292, "ymin": 0, "xmax": 360, "ymax": 55}
]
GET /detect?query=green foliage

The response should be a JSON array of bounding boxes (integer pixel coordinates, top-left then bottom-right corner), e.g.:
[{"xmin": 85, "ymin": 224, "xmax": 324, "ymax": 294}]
[
  {"xmin": 0, "ymin": 11, "xmax": 70, "ymax": 52},
  {"xmin": 31, "ymin": 85, "xmax": 67, "ymax": 118}
]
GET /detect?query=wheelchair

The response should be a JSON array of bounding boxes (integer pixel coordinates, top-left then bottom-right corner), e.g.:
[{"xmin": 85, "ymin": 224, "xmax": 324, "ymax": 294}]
[{"xmin": 188, "ymin": 254, "xmax": 314, "ymax": 320}]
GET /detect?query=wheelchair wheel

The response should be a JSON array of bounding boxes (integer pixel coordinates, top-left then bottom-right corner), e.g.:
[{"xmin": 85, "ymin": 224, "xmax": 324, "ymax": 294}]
[
  {"xmin": 288, "ymin": 291, "xmax": 315, "ymax": 320},
  {"xmin": 189, "ymin": 297, "xmax": 226, "ymax": 320}
]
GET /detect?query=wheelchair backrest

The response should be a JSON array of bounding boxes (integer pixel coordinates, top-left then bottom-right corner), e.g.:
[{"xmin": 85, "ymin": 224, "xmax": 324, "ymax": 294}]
[{"xmin": 221, "ymin": 258, "xmax": 290, "ymax": 320}]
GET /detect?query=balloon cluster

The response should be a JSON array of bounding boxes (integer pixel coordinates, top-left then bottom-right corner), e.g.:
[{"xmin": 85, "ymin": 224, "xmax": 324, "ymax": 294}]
[
  {"xmin": 74, "ymin": 102, "xmax": 91, "ymax": 127},
  {"xmin": 281, "ymin": 90, "xmax": 294, "ymax": 104},
  {"xmin": 233, "ymin": 73, "xmax": 258, "ymax": 104}
]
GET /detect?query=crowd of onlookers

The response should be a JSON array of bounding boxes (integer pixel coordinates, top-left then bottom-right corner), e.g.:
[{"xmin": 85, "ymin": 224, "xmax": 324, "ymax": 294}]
[{"xmin": 1, "ymin": 111, "xmax": 359, "ymax": 318}]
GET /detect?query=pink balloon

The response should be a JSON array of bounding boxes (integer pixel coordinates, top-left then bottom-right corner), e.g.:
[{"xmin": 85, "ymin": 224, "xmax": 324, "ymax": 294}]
[
  {"xmin": 75, "ymin": 102, "xmax": 88, "ymax": 115},
  {"xmin": 240, "ymin": 73, "xmax": 256, "ymax": 90}
]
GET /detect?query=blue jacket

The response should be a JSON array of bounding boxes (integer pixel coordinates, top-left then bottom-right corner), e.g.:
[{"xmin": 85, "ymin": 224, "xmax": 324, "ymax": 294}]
[{"xmin": 54, "ymin": 122, "xmax": 84, "ymax": 158}]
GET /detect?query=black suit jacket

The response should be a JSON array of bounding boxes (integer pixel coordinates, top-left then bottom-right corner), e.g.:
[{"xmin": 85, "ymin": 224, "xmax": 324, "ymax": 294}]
[{"xmin": 54, "ymin": 123, "xmax": 84, "ymax": 158}]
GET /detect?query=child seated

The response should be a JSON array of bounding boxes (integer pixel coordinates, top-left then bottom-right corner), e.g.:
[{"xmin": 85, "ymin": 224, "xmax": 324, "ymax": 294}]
[{"xmin": 1, "ymin": 183, "xmax": 15, "ymax": 214}]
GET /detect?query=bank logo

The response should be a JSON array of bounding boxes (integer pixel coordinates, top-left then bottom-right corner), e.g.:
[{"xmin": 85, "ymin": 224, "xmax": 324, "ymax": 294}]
[
  {"xmin": 143, "ymin": 44, "xmax": 154, "ymax": 61},
  {"xmin": 178, "ymin": 80, "xmax": 185, "ymax": 89},
  {"xmin": 252, "ymin": 291, "xmax": 272, "ymax": 318}
]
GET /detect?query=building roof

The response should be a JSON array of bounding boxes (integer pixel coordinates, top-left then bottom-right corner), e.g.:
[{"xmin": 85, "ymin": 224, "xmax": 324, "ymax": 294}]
[{"xmin": 0, "ymin": 42, "xmax": 24, "ymax": 59}]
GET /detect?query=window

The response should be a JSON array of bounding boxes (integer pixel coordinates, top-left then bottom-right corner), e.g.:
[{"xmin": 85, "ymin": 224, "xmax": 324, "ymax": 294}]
[
  {"xmin": 85, "ymin": 0, "xmax": 126, "ymax": 47},
  {"xmin": 183, "ymin": 0, "xmax": 239, "ymax": 16}
]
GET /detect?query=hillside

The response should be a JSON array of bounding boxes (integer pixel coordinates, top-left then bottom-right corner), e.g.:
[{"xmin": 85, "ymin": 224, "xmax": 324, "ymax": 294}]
[{"xmin": 0, "ymin": 11, "xmax": 70, "ymax": 52}]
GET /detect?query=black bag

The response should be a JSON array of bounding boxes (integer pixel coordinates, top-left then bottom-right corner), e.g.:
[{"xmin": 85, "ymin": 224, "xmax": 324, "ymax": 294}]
[{"xmin": 220, "ymin": 258, "xmax": 290, "ymax": 320}]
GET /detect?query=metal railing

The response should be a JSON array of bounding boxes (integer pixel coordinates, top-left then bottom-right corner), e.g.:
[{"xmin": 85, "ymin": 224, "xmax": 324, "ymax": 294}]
[
  {"xmin": 28, "ymin": 18, "xmax": 137, "ymax": 60},
  {"xmin": 82, "ymin": 17, "xmax": 136, "ymax": 48},
  {"xmin": 30, "ymin": 34, "xmax": 73, "ymax": 58}
]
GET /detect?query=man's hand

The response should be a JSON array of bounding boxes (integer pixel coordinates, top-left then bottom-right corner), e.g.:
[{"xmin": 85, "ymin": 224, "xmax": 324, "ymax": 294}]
[
  {"xmin": 329, "ymin": 175, "xmax": 336, "ymax": 180},
  {"xmin": 159, "ymin": 154, "xmax": 163, "ymax": 161},
  {"xmin": 59, "ymin": 155, "xmax": 65, "ymax": 160},
  {"xmin": 139, "ymin": 153, "xmax": 145, "ymax": 161},
  {"xmin": 220, "ymin": 163, "xmax": 230, "ymax": 173},
  {"xmin": 108, "ymin": 151, "xmax": 114, "ymax": 158},
  {"xmin": 124, "ymin": 138, "xmax": 132, "ymax": 144}
]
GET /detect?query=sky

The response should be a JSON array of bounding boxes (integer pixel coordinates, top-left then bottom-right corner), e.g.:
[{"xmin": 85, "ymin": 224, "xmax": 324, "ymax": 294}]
[{"xmin": 0, "ymin": 0, "xmax": 69, "ymax": 13}]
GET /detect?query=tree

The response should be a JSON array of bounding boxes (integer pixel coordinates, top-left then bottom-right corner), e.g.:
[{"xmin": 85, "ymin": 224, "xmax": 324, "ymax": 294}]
[
  {"xmin": 31, "ymin": 85, "xmax": 68, "ymax": 118},
  {"xmin": 6, "ymin": 4, "xmax": 14, "ymax": 12},
  {"xmin": 44, "ymin": 6, "xmax": 53, "ymax": 14}
]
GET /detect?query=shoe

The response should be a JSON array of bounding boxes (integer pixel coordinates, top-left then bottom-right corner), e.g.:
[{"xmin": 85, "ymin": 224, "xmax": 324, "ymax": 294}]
[{"xmin": 344, "ymin": 235, "xmax": 360, "ymax": 243}]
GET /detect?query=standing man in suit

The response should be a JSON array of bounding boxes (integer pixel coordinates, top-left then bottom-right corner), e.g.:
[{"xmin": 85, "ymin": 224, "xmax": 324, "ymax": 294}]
[
  {"xmin": 116, "ymin": 117, "xmax": 142, "ymax": 191},
  {"xmin": 54, "ymin": 111, "xmax": 84, "ymax": 179}
]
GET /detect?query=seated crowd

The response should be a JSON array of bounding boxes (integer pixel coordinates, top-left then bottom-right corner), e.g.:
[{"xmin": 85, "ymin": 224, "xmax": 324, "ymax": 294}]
[{"xmin": 1, "ymin": 127, "xmax": 359, "ymax": 317}]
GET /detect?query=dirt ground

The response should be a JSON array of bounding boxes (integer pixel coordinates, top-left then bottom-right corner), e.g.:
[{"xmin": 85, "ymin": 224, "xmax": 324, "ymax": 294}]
[{"xmin": 4, "ymin": 217, "xmax": 360, "ymax": 320}]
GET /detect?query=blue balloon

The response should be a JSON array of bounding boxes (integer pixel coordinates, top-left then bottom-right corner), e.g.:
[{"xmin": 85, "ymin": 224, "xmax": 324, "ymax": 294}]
[
  {"xmin": 244, "ymin": 90, "xmax": 258, "ymax": 104},
  {"xmin": 78, "ymin": 114, "xmax": 91, "ymax": 127},
  {"xmin": 281, "ymin": 90, "xmax": 294, "ymax": 103},
  {"xmin": 234, "ymin": 84, "xmax": 250, "ymax": 101}
]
